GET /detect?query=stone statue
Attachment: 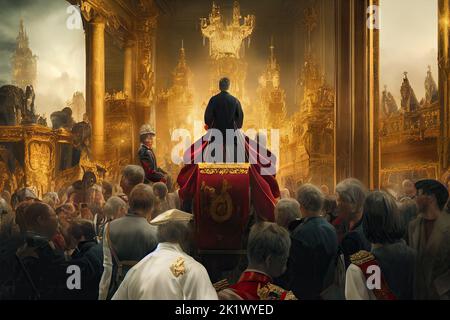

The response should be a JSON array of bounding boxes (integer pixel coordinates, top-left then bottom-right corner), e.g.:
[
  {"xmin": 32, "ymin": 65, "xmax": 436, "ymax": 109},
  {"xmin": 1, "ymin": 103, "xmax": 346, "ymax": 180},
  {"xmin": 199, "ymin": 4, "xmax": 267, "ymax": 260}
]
[
  {"xmin": 21, "ymin": 85, "xmax": 37, "ymax": 124},
  {"xmin": 50, "ymin": 107, "xmax": 75, "ymax": 130},
  {"xmin": 71, "ymin": 113, "xmax": 92, "ymax": 163},
  {"xmin": 0, "ymin": 84, "xmax": 39, "ymax": 125}
]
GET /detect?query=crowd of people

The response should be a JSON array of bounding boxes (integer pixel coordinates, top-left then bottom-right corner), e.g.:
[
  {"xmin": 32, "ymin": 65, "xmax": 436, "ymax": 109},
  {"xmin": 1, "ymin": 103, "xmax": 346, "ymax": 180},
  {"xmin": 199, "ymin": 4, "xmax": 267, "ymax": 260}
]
[{"xmin": 0, "ymin": 165, "xmax": 449, "ymax": 300}]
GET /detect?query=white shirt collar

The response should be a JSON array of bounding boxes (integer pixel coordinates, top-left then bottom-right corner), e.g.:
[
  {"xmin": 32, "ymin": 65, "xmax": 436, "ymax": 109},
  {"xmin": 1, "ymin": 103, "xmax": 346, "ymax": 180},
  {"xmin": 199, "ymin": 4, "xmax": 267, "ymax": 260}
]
[
  {"xmin": 243, "ymin": 269, "xmax": 271, "ymax": 278},
  {"xmin": 156, "ymin": 242, "xmax": 184, "ymax": 253}
]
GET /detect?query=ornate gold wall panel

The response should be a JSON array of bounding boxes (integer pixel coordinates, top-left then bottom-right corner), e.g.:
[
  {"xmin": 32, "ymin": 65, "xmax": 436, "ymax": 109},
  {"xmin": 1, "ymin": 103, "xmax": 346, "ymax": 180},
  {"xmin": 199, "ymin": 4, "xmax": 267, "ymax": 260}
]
[{"xmin": 0, "ymin": 125, "xmax": 80, "ymax": 197}]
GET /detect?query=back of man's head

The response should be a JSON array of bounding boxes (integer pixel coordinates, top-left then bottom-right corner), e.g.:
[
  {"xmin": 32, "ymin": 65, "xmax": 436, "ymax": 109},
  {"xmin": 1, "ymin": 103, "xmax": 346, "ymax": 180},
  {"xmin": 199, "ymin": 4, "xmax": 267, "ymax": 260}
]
[
  {"xmin": 157, "ymin": 221, "xmax": 191, "ymax": 245},
  {"xmin": 296, "ymin": 184, "xmax": 325, "ymax": 216},
  {"xmin": 67, "ymin": 219, "xmax": 96, "ymax": 242},
  {"xmin": 335, "ymin": 178, "xmax": 368, "ymax": 215},
  {"xmin": 104, "ymin": 196, "xmax": 128, "ymax": 220},
  {"xmin": 247, "ymin": 222, "xmax": 291, "ymax": 278},
  {"xmin": 102, "ymin": 181, "xmax": 113, "ymax": 199},
  {"xmin": 153, "ymin": 182, "xmax": 168, "ymax": 200},
  {"xmin": 11, "ymin": 187, "xmax": 38, "ymax": 210},
  {"xmin": 122, "ymin": 165, "xmax": 145, "ymax": 186},
  {"xmin": 15, "ymin": 201, "xmax": 32, "ymax": 233},
  {"xmin": 275, "ymin": 198, "xmax": 301, "ymax": 229},
  {"xmin": 24, "ymin": 202, "xmax": 58, "ymax": 239},
  {"xmin": 219, "ymin": 77, "xmax": 230, "ymax": 91},
  {"xmin": 129, "ymin": 183, "xmax": 155, "ymax": 216}
]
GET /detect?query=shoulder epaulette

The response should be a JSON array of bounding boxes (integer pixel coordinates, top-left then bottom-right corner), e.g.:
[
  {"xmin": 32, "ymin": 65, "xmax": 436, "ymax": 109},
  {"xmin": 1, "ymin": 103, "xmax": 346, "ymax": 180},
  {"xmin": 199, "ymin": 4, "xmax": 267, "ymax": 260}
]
[
  {"xmin": 283, "ymin": 290, "xmax": 298, "ymax": 300},
  {"xmin": 257, "ymin": 283, "xmax": 298, "ymax": 300},
  {"xmin": 213, "ymin": 279, "xmax": 230, "ymax": 292},
  {"xmin": 170, "ymin": 257, "xmax": 186, "ymax": 278},
  {"xmin": 350, "ymin": 250, "xmax": 375, "ymax": 266}
]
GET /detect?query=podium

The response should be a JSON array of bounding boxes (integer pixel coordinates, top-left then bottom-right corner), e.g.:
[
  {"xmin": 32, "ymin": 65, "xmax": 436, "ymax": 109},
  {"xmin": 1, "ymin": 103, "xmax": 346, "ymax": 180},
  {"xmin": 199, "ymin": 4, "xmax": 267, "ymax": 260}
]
[
  {"xmin": 193, "ymin": 163, "xmax": 251, "ymax": 282},
  {"xmin": 194, "ymin": 163, "xmax": 251, "ymax": 251}
]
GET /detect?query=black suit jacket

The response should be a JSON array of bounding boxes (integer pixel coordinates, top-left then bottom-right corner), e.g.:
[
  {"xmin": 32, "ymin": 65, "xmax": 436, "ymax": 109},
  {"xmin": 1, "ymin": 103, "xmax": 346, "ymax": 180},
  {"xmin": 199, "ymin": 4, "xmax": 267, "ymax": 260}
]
[
  {"xmin": 287, "ymin": 217, "xmax": 338, "ymax": 300},
  {"xmin": 204, "ymin": 91, "xmax": 244, "ymax": 136}
]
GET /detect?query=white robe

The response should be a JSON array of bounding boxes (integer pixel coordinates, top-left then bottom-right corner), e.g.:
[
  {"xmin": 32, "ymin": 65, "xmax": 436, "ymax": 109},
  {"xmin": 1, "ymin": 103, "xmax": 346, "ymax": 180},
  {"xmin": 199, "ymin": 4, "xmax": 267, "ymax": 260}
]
[
  {"xmin": 112, "ymin": 242, "xmax": 218, "ymax": 300},
  {"xmin": 345, "ymin": 264, "xmax": 377, "ymax": 300}
]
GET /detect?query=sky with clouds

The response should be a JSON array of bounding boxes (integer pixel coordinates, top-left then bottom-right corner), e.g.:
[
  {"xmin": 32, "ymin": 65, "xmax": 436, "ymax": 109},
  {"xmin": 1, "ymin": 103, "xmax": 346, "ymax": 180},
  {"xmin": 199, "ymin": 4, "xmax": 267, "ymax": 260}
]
[
  {"xmin": 0, "ymin": 0, "xmax": 85, "ymax": 117},
  {"xmin": 380, "ymin": 0, "xmax": 438, "ymax": 105}
]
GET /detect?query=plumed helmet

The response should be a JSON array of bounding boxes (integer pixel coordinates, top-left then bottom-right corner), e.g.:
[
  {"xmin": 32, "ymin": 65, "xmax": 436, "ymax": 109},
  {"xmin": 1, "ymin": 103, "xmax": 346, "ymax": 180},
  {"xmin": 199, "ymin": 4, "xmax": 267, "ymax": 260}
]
[{"xmin": 140, "ymin": 124, "xmax": 156, "ymax": 136}]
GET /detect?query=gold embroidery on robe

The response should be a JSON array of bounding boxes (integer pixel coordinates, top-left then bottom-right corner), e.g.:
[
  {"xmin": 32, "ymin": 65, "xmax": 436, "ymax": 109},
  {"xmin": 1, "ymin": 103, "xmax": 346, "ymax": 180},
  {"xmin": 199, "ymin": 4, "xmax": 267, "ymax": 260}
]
[
  {"xmin": 350, "ymin": 250, "xmax": 375, "ymax": 265},
  {"xmin": 170, "ymin": 257, "xmax": 186, "ymax": 277}
]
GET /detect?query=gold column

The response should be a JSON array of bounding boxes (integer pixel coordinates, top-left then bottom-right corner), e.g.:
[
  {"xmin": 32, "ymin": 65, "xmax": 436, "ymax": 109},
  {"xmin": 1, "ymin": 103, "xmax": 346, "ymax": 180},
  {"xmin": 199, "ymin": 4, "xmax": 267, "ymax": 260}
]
[
  {"xmin": 123, "ymin": 40, "xmax": 135, "ymax": 100},
  {"xmin": 89, "ymin": 16, "xmax": 105, "ymax": 160},
  {"xmin": 136, "ymin": 16, "xmax": 157, "ymax": 130},
  {"xmin": 335, "ymin": 0, "xmax": 352, "ymax": 184},
  {"xmin": 124, "ymin": 38, "xmax": 137, "ymax": 162},
  {"xmin": 439, "ymin": 0, "xmax": 450, "ymax": 176},
  {"xmin": 85, "ymin": 23, "xmax": 92, "ymax": 119},
  {"xmin": 334, "ymin": 0, "xmax": 380, "ymax": 189},
  {"xmin": 368, "ymin": 0, "xmax": 380, "ymax": 189}
]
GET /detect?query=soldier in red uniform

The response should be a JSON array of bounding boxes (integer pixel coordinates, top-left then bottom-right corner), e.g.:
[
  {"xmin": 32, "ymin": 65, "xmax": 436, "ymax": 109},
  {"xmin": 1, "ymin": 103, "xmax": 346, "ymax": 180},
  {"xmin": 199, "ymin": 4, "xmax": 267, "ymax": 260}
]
[
  {"xmin": 218, "ymin": 222, "xmax": 296, "ymax": 300},
  {"xmin": 138, "ymin": 125, "xmax": 166, "ymax": 184}
]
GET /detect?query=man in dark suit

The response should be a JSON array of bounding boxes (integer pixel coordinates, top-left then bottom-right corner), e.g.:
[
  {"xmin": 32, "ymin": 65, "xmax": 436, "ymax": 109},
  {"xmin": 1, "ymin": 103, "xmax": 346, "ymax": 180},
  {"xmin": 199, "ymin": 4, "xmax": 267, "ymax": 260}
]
[
  {"xmin": 1, "ymin": 202, "xmax": 99, "ymax": 300},
  {"xmin": 204, "ymin": 78, "xmax": 244, "ymax": 163},
  {"xmin": 204, "ymin": 77, "xmax": 244, "ymax": 136},
  {"xmin": 409, "ymin": 179, "xmax": 450, "ymax": 299},
  {"xmin": 286, "ymin": 184, "xmax": 338, "ymax": 300}
]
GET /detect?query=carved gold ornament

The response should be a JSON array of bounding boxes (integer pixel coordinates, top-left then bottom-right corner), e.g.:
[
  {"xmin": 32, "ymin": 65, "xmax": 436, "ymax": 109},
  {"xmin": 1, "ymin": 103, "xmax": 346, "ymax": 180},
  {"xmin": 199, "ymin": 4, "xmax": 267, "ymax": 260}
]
[
  {"xmin": 170, "ymin": 257, "xmax": 186, "ymax": 278},
  {"xmin": 200, "ymin": 2, "xmax": 255, "ymax": 59},
  {"xmin": 201, "ymin": 179, "xmax": 234, "ymax": 223},
  {"xmin": 28, "ymin": 141, "xmax": 52, "ymax": 172},
  {"xmin": 198, "ymin": 163, "xmax": 250, "ymax": 175}
]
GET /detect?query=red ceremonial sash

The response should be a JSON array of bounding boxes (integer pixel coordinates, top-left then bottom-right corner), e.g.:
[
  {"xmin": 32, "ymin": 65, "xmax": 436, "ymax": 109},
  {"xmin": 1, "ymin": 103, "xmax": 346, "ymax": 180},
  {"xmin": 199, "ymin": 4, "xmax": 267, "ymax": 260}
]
[{"xmin": 356, "ymin": 259, "xmax": 397, "ymax": 300}]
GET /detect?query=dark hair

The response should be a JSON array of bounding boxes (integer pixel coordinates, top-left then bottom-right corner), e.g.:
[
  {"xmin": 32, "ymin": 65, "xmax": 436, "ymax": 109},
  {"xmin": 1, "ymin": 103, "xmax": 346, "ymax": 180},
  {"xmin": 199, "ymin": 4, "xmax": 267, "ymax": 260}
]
[
  {"xmin": 67, "ymin": 219, "xmax": 96, "ymax": 241},
  {"xmin": 219, "ymin": 77, "xmax": 230, "ymax": 91},
  {"xmin": 153, "ymin": 182, "xmax": 168, "ymax": 199},
  {"xmin": 415, "ymin": 179, "xmax": 449, "ymax": 210},
  {"xmin": 324, "ymin": 195, "xmax": 338, "ymax": 218},
  {"xmin": 102, "ymin": 181, "xmax": 113, "ymax": 195},
  {"xmin": 129, "ymin": 183, "xmax": 155, "ymax": 214},
  {"xmin": 362, "ymin": 191, "xmax": 405, "ymax": 244},
  {"xmin": 82, "ymin": 171, "xmax": 96, "ymax": 189},
  {"xmin": 15, "ymin": 201, "xmax": 33, "ymax": 231},
  {"xmin": 157, "ymin": 221, "xmax": 191, "ymax": 243},
  {"xmin": 23, "ymin": 202, "xmax": 54, "ymax": 227}
]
